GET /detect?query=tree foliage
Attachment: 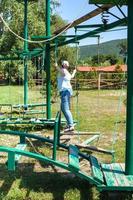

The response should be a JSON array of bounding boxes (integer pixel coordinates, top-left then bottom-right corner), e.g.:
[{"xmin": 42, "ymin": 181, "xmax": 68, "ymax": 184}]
[
  {"xmin": 0, "ymin": 0, "xmax": 76, "ymax": 87},
  {"xmin": 91, "ymin": 54, "xmax": 119, "ymax": 66}
]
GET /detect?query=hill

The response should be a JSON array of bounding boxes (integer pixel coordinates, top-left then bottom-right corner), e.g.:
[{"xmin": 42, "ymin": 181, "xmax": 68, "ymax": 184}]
[{"xmin": 79, "ymin": 39, "xmax": 127, "ymax": 59}]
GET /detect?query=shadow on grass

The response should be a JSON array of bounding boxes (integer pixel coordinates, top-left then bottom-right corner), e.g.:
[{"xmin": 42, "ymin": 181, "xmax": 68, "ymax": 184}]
[
  {"xmin": 0, "ymin": 163, "xmax": 96, "ymax": 200},
  {"xmin": 0, "ymin": 163, "xmax": 132, "ymax": 200}
]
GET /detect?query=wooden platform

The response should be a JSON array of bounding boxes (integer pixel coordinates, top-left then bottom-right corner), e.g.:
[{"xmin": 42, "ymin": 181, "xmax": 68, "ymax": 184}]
[{"xmin": 98, "ymin": 163, "xmax": 133, "ymax": 191}]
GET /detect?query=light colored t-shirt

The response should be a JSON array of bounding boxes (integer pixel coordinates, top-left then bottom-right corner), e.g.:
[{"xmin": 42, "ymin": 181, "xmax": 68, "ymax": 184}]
[{"xmin": 57, "ymin": 68, "xmax": 73, "ymax": 95}]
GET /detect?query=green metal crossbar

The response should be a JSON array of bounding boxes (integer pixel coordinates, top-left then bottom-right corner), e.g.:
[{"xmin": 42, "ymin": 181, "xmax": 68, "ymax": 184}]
[
  {"xmin": 89, "ymin": 0, "xmax": 127, "ymax": 5},
  {"xmin": 0, "ymin": 57, "xmax": 22, "ymax": 61},
  {"xmin": 0, "ymin": 117, "xmax": 56, "ymax": 125},
  {"xmin": 0, "ymin": 145, "xmax": 100, "ymax": 185},
  {"xmin": 57, "ymin": 18, "xmax": 127, "ymax": 47},
  {"xmin": 13, "ymin": 103, "xmax": 47, "ymax": 108},
  {"xmin": 24, "ymin": 110, "xmax": 46, "ymax": 115}
]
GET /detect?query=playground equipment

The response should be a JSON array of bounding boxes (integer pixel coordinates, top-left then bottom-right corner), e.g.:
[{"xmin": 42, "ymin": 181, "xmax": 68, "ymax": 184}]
[{"xmin": 0, "ymin": 0, "xmax": 133, "ymax": 195}]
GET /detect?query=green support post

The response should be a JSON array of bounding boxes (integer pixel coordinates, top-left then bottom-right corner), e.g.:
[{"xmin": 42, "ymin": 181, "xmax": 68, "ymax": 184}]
[
  {"xmin": 53, "ymin": 118, "xmax": 58, "ymax": 160},
  {"xmin": 53, "ymin": 112, "xmax": 60, "ymax": 160},
  {"xmin": 24, "ymin": 0, "xmax": 28, "ymax": 106},
  {"xmin": 20, "ymin": 135, "xmax": 26, "ymax": 144},
  {"xmin": 125, "ymin": 0, "xmax": 133, "ymax": 175},
  {"xmin": 8, "ymin": 152, "xmax": 15, "ymax": 171},
  {"xmin": 45, "ymin": 0, "xmax": 51, "ymax": 119}
]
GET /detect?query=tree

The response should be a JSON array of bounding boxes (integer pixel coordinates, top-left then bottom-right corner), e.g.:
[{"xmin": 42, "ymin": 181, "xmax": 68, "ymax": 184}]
[
  {"xmin": 91, "ymin": 54, "xmax": 106, "ymax": 65},
  {"xmin": 106, "ymin": 54, "xmax": 118, "ymax": 65},
  {"xmin": 118, "ymin": 40, "xmax": 127, "ymax": 63},
  {"xmin": 0, "ymin": 0, "xmax": 71, "ymax": 88}
]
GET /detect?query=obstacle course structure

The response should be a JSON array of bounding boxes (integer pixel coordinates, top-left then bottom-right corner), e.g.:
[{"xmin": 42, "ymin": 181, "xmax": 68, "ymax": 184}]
[{"xmin": 0, "ymin": 0, "xmax": 133, "ymax": 194}]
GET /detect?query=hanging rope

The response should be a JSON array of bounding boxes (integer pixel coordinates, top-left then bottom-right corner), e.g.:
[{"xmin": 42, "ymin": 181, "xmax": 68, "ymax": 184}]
[
  {"xmin": 54, "ymin": 39, "xmax": 59, "ymax": 100},
  {"xmin": 36, "ymin": 49, "xmax": 46, "ymax": 73},
  {"xmin": 111, "ymin": 55, "xmax": 127, "ymax": 162},
  {"xmin": 74, "ymin": 27, "xmax": 80, "ymax": 143},
  {"xmin": 0, "ymin": 13, "xmax": 74, "ymax": 44},
  {"xmin": 0, "ymin": 0, "xmax": 89, "ymax": 44}
]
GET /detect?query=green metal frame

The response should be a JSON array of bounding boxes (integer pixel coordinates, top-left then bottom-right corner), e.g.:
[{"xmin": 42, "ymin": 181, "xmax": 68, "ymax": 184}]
[
  {"xmin": 125, "ymin": 0, "xmax": 133, "ymax": 175},
  {"xmin": 23, "ymin": 0, "xmax": 28, "ymax": 107},
  {"xmin": 1, "ymin": 0, "xmax": 133, "ymax": 192},
  {"xmin": 89, "ymin": 0, "xmax": 127, "ymax": 5}
]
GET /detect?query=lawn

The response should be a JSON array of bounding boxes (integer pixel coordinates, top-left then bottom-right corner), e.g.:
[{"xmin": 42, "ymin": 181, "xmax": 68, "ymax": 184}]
[{"xmin": 0, "ymin": 86, "xmax": 128, "ymax": 200}]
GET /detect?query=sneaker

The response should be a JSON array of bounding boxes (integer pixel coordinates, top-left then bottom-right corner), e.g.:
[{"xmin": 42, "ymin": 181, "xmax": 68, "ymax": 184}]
[{"xmin": 64, "ymin": 126, "xmax": 74, "ymax": 132}]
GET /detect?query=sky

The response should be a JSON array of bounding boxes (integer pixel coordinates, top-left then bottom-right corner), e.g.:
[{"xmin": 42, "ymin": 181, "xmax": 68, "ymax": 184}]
[{"xmin": 55, "ymin": 0, "xmax": 127, "ymax": 46}]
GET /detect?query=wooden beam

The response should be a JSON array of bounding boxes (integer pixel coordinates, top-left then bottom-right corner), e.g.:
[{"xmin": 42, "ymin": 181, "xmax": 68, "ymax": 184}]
[
  {"xmin": 76, "ymin": 144, "xmax": 115, "ymax": 155},
  {"xmin": 54, "ymin": 4, "xmax": 114, "ymax": 34}
]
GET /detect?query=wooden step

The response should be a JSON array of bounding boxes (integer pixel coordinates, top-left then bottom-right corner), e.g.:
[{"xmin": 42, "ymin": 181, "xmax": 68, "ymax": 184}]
[
  {"xmin": 68, "ymin": 145, "xmax": 79, "ymax": 172},
  {"xmin": 15, "ymin": 143, "xmax": 27, "ymax": 162},
  {"xmin": 101, "ymin": 163, "xmax": 131, "ymax": 187},
  {"xmin": 90, "ymin": 155, "xmax": 104, "ymax": 184},
  {"xmin": 24, "ymin": 110, "xmax": 46, "ymax": 115},
  {"xmin": 81, "ymin": 134, "xmax": 100, "ymax": 145}
]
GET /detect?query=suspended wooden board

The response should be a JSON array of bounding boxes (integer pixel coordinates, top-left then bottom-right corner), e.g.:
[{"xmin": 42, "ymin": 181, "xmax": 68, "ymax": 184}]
[
  {"xmin": 89, "ymin": 0, "xmax": 127, "ymax": 5},
  {"xmin": 54, "ymin": 4, "xmax": 114, "ymax": 34},
  {"xmin": 68, "ymin": 145, "xmax": 80, "ymax": 172},
  {"xmin": 98, "ymin": 163, "xmax": 133, "ymax": 191}
]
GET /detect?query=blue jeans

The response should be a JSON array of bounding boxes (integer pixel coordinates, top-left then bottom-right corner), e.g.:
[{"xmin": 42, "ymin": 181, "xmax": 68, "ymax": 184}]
[{"xmin": 60, "ymin": 90, "xmax": 74, "ymax": 127}]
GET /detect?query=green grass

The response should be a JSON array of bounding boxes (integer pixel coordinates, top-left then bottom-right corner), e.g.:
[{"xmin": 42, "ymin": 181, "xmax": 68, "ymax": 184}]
[{"xmin": 0, "ymin": 86, "xmax": 129, "ymax": 200}]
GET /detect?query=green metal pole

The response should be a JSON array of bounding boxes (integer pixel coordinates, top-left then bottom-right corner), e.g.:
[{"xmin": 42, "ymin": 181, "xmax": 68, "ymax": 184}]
[
  {"xmin": 125, "ymin": 0, "xmax": 133, "ymax": 175},
  {"xmin": 58, "ymin": 18, "xmax": 127, "ymax": 47},
  {"xmin": 23, "ymin": 0, "xmax": 28, "ymax": 106},
  {"xmin": 45, "ymin": 0, "xmax": 51, "ymax": 119}
]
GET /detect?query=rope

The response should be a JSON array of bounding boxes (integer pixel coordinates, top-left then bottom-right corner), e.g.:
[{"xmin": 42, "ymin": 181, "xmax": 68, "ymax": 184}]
[
  {"xmin": 54, "ymin": 40, "xmax": 61, "ymax": 114},
  {"xmin": 54, "ymin": 40, "xmax": 58, "ymax": 64},
  {"xmin": 36, "ymin": 49, "xmax": 46, "ymax": 73},
  {"xmin": 0, "ymin": 0, "xmax": 88, "ymax": 44},
  {"xmin": 0, "ymin": 13, "xmax": 74, "ymax": 44},
  {"xmin": 111, "ymin": 58, "xmax": 127, "ymax": 161},
  {"xmin": 18, "ymin": 60, "xmax": 23, "ymax": 118},
  {"xmin": 74, "ymin": 28, "xmax": 80, "ymax": 143}
]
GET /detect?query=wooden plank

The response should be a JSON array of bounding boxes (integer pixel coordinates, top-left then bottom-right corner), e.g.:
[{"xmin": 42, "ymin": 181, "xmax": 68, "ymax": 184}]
[
  {"xmin": 76, "ymin": 144, "xmax": 115, "ymax": 155},
  {"xmin": 127, "ymin": 176, "xmax": 133, "ymax": 186},
  {"xmin": 119, "ymin": 163, "xmax": 133, "ymax": 186},
  {"xmin": 15, "ymin": 143, "xmax": 27, "ymax": 162},
  {"xmin": 90, "ymin": 155, "xmax": 104, "ymax": 183},
  {"xmin": 102, "ymin": 164, "xmax": 118, "ymax": 186},
  {"xmin": 61, "ymin": 131, "xmax": 100, "ymax": 135},
  {"xmin": 101, "ymin": 163, "xmax": 118, "ymax": 186},
  {"xmin": 81, "ymin": 135, "xmax": 100, "ymax": 145},
  {"xmin": 119, "ymin": 163, "xmax": 125, "ymax": 172},
  {"xmin": 54, "ymin": 4, "xmax": 114, "ymax": 34},
  {"xmin": 109, "ymin": 163, "xmax": 130, "ymax": 186},
  {"xmin": 24, "ymin": 111, "xmax": 46, "ymax": 114},
  {"xmin": 68, "ymin": 145, "xmax": 79, "ymax": 172}
]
